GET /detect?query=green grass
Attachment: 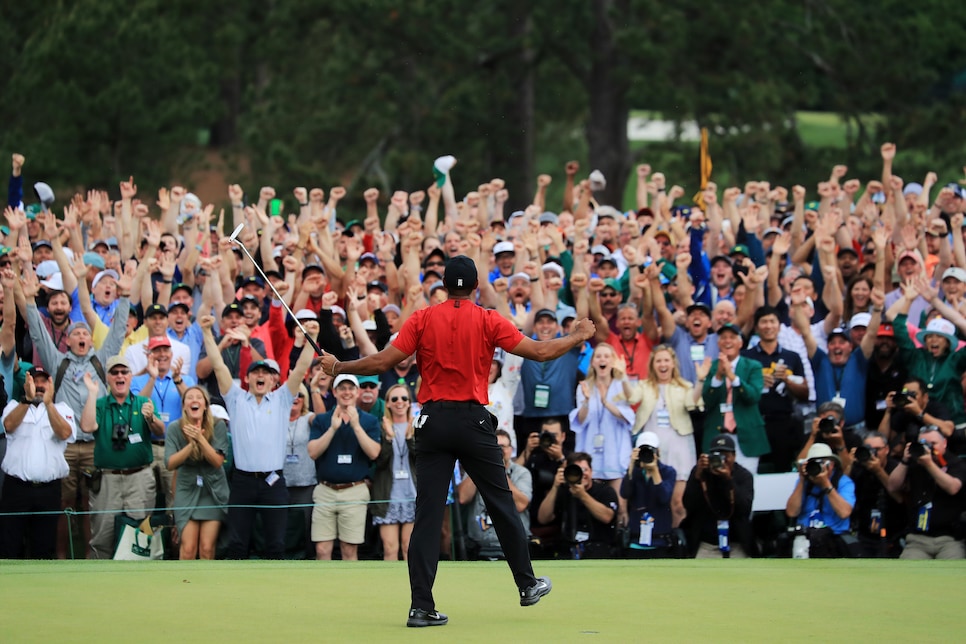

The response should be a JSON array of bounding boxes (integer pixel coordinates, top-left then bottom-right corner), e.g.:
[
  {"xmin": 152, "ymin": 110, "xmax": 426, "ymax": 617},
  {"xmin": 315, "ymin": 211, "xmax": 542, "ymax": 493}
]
[{"xmin": 2, "ymin": 559, "xmax": 964, "ymax": 642}]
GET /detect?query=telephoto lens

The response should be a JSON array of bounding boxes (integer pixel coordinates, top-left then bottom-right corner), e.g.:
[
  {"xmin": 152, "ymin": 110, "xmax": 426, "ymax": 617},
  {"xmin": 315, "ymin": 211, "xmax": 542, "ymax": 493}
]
[
  {"xmin": 818, "ymin": 417, "xmax": 836, "ymax": 434},
  {"xmin": 854, "ymin": 445, "xmax": 872, "ymax": 464},
  {"xmin": 908, "ymin": 439, "xmax": 930, "ymax": 461},
  {"xmin": 563, "ymin": 463, "xmax": 584, "ymax": 485},
  {"xmin": 805, "ymin": 459, "xmax": 823, "ymax": 478},
  {"xmin": 539, "ymin": 431, "xmax": 556, "ymax": 450},
  {"xmin": 639, "ymin": 446, "xmax": 656, "ymax": 464}
]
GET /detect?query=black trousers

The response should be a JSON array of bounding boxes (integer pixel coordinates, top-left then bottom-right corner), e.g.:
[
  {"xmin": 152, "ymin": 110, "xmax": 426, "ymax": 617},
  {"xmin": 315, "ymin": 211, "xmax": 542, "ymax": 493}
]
[
  {"xmin": 225, "ymin": 471, "xmax": 289, "ymax": 559},
  {"xmin": 410, "ymin": 402, "xmax": 537, "ymax": 611},
  {"xmin": 0, "ymin": 475, "xmax": 61, "ymax": 559}
]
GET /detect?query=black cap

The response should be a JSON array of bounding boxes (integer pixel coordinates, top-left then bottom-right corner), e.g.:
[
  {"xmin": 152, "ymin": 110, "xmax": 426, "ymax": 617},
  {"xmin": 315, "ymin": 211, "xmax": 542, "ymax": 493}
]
[
  {"xmin": 709, "ymin": 434, "xmax": 736, "ymax": 452},
  {"xmin": 443, "ymin": 255, "xmax": 477, "ymax": 291},
  {"xmin": 836, "ymin": 246, "xmax": 859, "ymax": 257},
  {"xmin": 240, "ymin": 294, "xmax": 260, "ymax": 306},
  {"xmin": 534, "ymin": 308, "xmax": 557, "ymax": 322},
  {"xmin": 717, "ymin": 322, "xmax": 743, "ymax": 338},
  {"xmin": 31, "ymin": 240, "xmax": 53, "ymax": 251},
  {"xmin": 222, "ymin": 302, "xmax": 242, "ymax": 317},
  {"xmin": 367, "ymin": 280, "xmax": 388, "ymax": 293},
  {"xmin": 171, "ymin": 282, "xmax": 192, "ymax": 296},
  {"xmin": 27, "ymin": 366, "xmax": 50, "ymax": 379},
  {"xmin": 168, "ymin": 302, "xmax": 190, "ymax": 313},
  {"xmin": 302, "ymin": 263, "xmax": 324, "ymax": 277},
  {"xmin": 686, "ymin": 303, "xmax": 712, "ymax": 317},
  {"xmin": 242, "ymin": 275, "xmax": 265, "ymax": 287},
  {"xmin": 145, "ymin": 304, "xmax": 167, "ymax": 318}
]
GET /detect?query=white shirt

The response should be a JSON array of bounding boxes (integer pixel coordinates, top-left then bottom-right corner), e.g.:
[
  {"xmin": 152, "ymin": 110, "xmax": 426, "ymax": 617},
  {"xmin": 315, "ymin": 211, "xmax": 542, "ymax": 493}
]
[
  {"xmin": 775, "ymin": 321, "xmax": 828, "ymax": 402},
  {"xmin": 1, "ymin": 400, "xmax": 76, "ymax": 482},
  {"xmin": 124, "ymin": 337, "xmax": 192, "ymax": 377},
  {"xmin": 223, "ymin": 384, "xmax": 294, "ymax": 472}
]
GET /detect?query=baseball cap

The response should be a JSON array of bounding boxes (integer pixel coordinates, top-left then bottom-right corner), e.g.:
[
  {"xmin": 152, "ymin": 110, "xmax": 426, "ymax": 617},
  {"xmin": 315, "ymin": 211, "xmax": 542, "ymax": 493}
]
[
  {"xmin": 145, "ymin": 303, "xmax": 168, "ymax": 318},
  {"xmin": 106, "ymin": 355, "xmax": 131, "ymax": 372},
  {"xmin": 595, "ymin": 205, "xmax": 622, "ymax": 220},
  {"xmin": 849, "ymin": 313, "xmax": 871, "ymax": 330},
  {"xmin": 27, "ymin": 366, "xmax": 50, "ymax": 379},
  {"xmin": 357, "ymin": 374, "xmax": 380, "ymax": 387},
  {"xmin": 331, "ymin": 305, "xmax": 346, "ymax": 320},
  {"xmin": 877, "ymin": 323, "xmax": 895, "ymax": 338},
  {"xmin": 443, "ymin": 255, "xmax": 477, "ymax": 291},
  {"xmin": 82, "ymin": 252, "xmax": 106, "ymax": 270},
  {"xmin": 222, "ymin": 302, "xmax": 243, "ymax": 317},
  {"xmin": 837, "ymin": 246, "xmax": 859, "ymax": 257},
  {"xmin": 247, "ymin": 359, "xmax": 281, "ymax": 375},
  {"xmin": 709, "ymin": 434, "xmax": 736, "ymax": 452},
  {"xmin": 211, "ymin": 404, "xmax": 230, "ymax": 422},
  {"xmin": 590, "ymin": 244, "xmax": 611, "ymax": 256},
  {"xmin": 730, "ymin": 244, "xmax": 750, "ymax": 258},
  {"xmin": 717, "ymin": 322, "xmax": 743, "ymax": 339},
  {"xmin": 828, "ymin": 326, "xmax": 849, "ymax": 340},
  {"xmin": 302, "ymin": 263, "xmax": 324, "ymax": 277},
  {"xmin": 31, "ymin": 240, "xmax": 53, "ymax": 252},
  {"xmin": 171, "ymin": 282, "xmax": 193, "ymax": 297},
  {"xmin": 67, "ymin": 322, "xmax": 91, "ymax": 335},
  {"xmin": 635, "ymin": 431, "xmax": 660, "ymax": 449},
  {"xmin": 556, "ymin": 305, "xmax": 577, "ymax": 327},
  {"xmin": 333, "ymin": 374, "xmax": 359, "ymax": 388},
  {"xmin": 242, "ymin": 275, "xmax": 265, "ymax": 288},
  {"xmin": 602, "ymin": 277, "xmax": 621, "ymax": 293},
  {"xmin": 294, "ymin": 309, "xmax": 317, "ymax": 321},
  {"xmin": 538, "ymin": 211, "xmax": 559, "ymax": 225},
  {"xmin": 367, "ymin": 280, "xmax": 388, "ymax": 293},
  {"xmin": 903, "ymin": 182, "xmax": 923, "ymax": 197},
  {"xmin": 147, "ymin": 336, "xmax": 172, "ymax": 351},
  {"xmin": 168, "ymin": 301, "xmax": 190, "ymax": 314},
  {"xmin": 91, "ymin": 269, "xmax": 119, "ymax": 290},
  {"xmin": 542, "ymin": 262, "xmax": 565, "ymax": 280},
  {"xmin": 762, "ymin": 227, "xmax": 783, "ymax": 238},
  {"xmin": 35, "ymin": 260, "xmax": 59, "ymax": 279},
  {"xmin": 359, "ymin": 252, "xmax": 379, "ymax": 265},
  {"xmin": 493, "ymin": 241, "xmax": 515, "ymax": 255},
  {"xmin": 896, "ymin": 249, "xmax": 922, "ymax": 265},
  {"xmin": 240, "ymin": 294, "xmax": 260, "ymax": 306},
  {"xmin": 508, "ymin": 272, "xmax": 531, "ymax": 285},
  {"xmin": 382, "ymin": 304, "xmax": 401, "ymax": 317},
  {"xmin": 40, "ymin": 272, "xmax": 64, "ymax": 291},
  {"xmin": 942, "ymin": 267, "xmax": 966, "ymax": 283},
  {"xmin": 361, "ymin": 319, "xmax": 377, "ymax": 331},
  {"xmin": 710, "ymin": 255, "xmax": 732, "ymax": 267},
  {"xmin": 686, "ymin": 303, "xmax": 712, "ymax": 318},
  {"xmin": 534, "ymin": 308, "xmax": 557, "ymax": 322}
]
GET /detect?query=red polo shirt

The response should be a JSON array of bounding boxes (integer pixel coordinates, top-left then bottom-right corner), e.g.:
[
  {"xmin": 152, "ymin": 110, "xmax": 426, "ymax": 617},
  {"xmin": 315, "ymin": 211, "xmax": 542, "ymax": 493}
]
[
  {"xmin": 392, "ymin": 300, "xmax": 524, "ymax": 404},
  {"xmin": 606, "ymin": 330, "xmax": 652, "ymax": 381}
]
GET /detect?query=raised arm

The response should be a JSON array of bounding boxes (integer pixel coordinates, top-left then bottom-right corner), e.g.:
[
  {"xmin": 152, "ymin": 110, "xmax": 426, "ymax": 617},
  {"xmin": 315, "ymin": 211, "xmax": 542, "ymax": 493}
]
[{"xmin": 199, "ymin": 315, "xmax": 233, "ymax": 396}]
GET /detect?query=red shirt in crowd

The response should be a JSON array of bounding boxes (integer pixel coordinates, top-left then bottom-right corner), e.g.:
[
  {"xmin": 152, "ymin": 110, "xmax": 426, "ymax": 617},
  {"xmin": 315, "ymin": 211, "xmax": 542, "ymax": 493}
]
[{"xmin": 392, "ymin": 300, "xmax": 523, "ymax": 404}]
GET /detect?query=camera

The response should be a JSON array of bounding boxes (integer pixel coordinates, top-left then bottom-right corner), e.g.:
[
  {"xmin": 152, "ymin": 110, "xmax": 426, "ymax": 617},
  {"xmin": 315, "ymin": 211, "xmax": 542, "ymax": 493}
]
[
  {"xmin": 111, "ymin": 423, "xmax": 130, "ymax": 450},
  {"xmin": 893, "ymin": 392, "xmax": 910, "ymax": 408},
  {"xmin": 563, "ymin": 463, "xmax": 584, "ymax": 486},
  {"xmin": 818, "ymin": 416, "xmax": 837, "ymax": 435},
  {"xmin": 854, "ymin": 445, "xmax": 873, "ymax": 464},
  {"xmin": 804, "ymin": 459, "xmax": 824, "ymax": 478},
  {"xmin": 539, "ymin": 431, "xmax": 557, "ymax": 450},
  {"xmin": 733, "ymin": 263, "xmax": 749, "ymax": 277},
  {"xmin": 638, "ymin": 446, "xmax": 656, "ymax": 465},
  {"xmin": 908, "ymin": 439, "xmax": 931, "ymax": 461},
  {"xmin": 709, "ymin": 450, "xmax": 726, "ymax": 470}
]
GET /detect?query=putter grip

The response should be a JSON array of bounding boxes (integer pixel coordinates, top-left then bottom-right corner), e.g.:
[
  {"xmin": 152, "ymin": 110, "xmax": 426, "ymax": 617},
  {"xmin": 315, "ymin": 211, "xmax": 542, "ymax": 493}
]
[{"xmin": 305, "ymin": 335, "xmax": 324, "ymax": 356}]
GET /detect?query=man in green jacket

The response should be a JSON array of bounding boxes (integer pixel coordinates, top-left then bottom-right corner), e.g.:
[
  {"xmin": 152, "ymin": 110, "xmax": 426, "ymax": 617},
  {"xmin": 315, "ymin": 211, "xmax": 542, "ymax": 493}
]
[{"xmin": 702, "ymin": 323, "xmax": 769, "ymax": 473}]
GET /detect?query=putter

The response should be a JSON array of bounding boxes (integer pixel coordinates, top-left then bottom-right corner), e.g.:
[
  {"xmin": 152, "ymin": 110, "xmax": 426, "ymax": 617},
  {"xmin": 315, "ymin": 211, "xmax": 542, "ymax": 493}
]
[
  {"xmin": 33, "ymin": 182, "xmax": 55, "ymax": 213},
  {"xmin": 228, "ymin": 223, "xmax": 325, "ymax": 356}
]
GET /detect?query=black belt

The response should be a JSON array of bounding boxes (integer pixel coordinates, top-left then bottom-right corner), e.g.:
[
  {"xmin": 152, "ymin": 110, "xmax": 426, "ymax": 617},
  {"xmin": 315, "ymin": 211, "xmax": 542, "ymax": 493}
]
[
  {"xmin": 424, "ymin": 400, "xmax": 483, "ymax": 409},
  {"xmin": 236, "ymin": 469, "xmax": 282, "ymax": 479},
  {"xmin": 6, "ymin": 475, "xmax": 59, "ymax": 487},
  {"xmin": 151, "ymin": 439, "xmax": 165, "ymax": 446},
  {"xmin": 105, "ymin": 465, "xmax": 149, "ymax": 475},
  {"xmin": 320, "ymin": 480, "xmax": 367, "ymax": 491}
]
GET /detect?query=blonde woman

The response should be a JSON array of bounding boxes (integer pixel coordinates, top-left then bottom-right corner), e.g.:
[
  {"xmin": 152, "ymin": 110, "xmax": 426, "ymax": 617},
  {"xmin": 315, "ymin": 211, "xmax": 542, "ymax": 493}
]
[
  {"xmin": 627, "ymin": 344, "xmax": 710, "ymax": 527},
  {"xmin": 164, "ymin": 386, "xmax": 229, "ymax": 560},
  {"xmin": 569, "ymin": 343, "xmax": 635, "ymax": 495},
  {"xmin": 371, "ymin": 383, "xmax": 417, "ymax": 560}
]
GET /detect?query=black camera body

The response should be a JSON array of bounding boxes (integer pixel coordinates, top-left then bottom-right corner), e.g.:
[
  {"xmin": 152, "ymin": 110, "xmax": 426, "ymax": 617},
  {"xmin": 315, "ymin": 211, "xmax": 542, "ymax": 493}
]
[
  {"xmin": 112, "ymin": 423, "xmax": 130, "ymax": 450},
  {"xmin": 908, "ymin": 439, "xmax": 931, "ymax": 461},
  {"xmin": 709, "ymin": 450, "xmax": 726, "ymax": 470},
  {"xmin": 854, "ymin": 445, "xmax": 873, "ymax": 464},
  {"xmin": 805, "ymin": 459, "xmax": 824, "ymax": 478},
  {"xmin": 539, "ymin": 431, "xmax": 557, "ymax": 450},
  {"xmin": 818, "ymin": 416, "xmax": 837, "ymax": 435},
  {"xmin": 638, "ymin": 446, "xmax": 656, "ymax": 465},
  {"xmin": 563, "ymin": 463, "xmax": 584, "ymax": 486},
  {"xmin": 893, "ymin": 392, "xmax": 910, "ymax": 408}
]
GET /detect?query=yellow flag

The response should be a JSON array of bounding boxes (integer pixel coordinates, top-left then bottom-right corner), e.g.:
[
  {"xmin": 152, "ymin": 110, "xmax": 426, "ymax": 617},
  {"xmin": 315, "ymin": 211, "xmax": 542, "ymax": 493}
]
[{"xmin": 693, "ymin": 127, "xmax": 713, "ymax": 210}]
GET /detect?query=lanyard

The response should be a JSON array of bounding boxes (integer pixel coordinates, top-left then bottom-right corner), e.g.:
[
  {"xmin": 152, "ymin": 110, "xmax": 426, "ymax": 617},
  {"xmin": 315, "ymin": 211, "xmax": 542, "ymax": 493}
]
[
  {"xmin": 619, "ymin": 338, "xmax": 637, "ymax": 371},
  {"xmin": 832, "ymin": 364, "xmax": 845, "ymax": 395},
  {"xmin": 154, "ymin": 377, "xmax": 172, "ymax": 409}
]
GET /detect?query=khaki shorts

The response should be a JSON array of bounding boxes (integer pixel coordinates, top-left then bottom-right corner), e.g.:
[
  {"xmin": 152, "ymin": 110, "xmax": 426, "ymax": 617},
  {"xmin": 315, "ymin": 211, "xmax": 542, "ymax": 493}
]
[
  {"xmin": 311, "ymin": 482, "xmax": 370, "ymax": 544},
  {"xmin": 61, "ymin": 441, "xmax": 95, "ymax": 506}
]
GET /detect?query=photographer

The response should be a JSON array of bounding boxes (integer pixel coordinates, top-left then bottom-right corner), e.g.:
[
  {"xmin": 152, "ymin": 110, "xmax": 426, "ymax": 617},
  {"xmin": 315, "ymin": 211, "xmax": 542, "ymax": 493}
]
[
  {"xmin": 847, "ymin": 431, "xmax": 904, "ymax": 558},
  {"xmin": 516, "ymin": 417, "xmax": 569, "ymax": 546},
  {"xmin": 878, "ymin": 378, "xmax": 954, "ymax": 455},
  {"xmin": 620, "ymin": 432, "xmax": 676, "ymax": 558},
  {"xmin": 887, "ymin": 426, "xmax": 966, "ymax": 559},
  {"xmin": 797, "ymin": 402, "xmax": 857, "ymax": 478},
  {"xmin": 682, "ymin": 434, "xmax": 755, "ymax": 558},
  {"xmin": 785, "ymin": 443, "xmax": 855, "ymax": 558},
  {"xmin": 536, "ymin": 452, "xmax": 618, "ymax": 559}
]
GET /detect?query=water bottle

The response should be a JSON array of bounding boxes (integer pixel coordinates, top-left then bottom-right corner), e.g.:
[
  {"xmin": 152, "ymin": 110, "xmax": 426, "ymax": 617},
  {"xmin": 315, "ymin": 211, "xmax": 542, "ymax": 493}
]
[{"xmin": 792, "ymin": 526, "xmax": 809, "ymax": 559}]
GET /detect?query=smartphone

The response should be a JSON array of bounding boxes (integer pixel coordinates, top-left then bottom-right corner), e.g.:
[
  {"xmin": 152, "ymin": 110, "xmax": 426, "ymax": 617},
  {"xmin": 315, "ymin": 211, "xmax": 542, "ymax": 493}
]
[{"xmin": 270, "ymin": 198, "xmax": 282, "ymax": 216}]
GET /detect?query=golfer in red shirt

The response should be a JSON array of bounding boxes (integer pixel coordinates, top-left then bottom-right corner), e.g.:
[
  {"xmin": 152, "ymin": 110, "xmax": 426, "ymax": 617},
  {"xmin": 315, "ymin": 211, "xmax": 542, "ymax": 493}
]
[{"xmin": 320, "ymin": 255, "xmax": 595, "ymax": 628}]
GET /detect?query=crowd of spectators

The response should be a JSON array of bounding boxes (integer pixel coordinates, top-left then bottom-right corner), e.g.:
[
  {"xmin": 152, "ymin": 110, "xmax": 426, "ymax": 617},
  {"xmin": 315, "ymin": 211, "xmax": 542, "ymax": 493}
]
[{"xmin": 1, "ymin": 145, "xmax": 965, "ymax": 561}]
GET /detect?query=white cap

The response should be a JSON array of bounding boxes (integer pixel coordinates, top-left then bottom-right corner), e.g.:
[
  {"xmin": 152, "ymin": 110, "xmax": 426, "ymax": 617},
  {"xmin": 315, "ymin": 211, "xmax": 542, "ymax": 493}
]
[
  {"xmin": 361, "ymin": 319, "xmax": 377, "ymax": 331},
  {"xmin": 331, "ymin": 305, "xmax": 347, "ymax": 320},
  {"xmin": 542, "ymin": 262, "xmax": 565, "ymax": 280},
  {"xmin": 40, "ymin": 272, "xmax": 64, "ymax": 291},
  {"xmin": 211, "ymin": 404, "xmax": 230, "ymax": 422},
  {"xmin": 508, "ymin": 272, "xmax": 530, "ymax": 285},
  {"xmin": 493, "ymin": 241, "xmax": 515, "ymax": 255},
  {"xmin": 942, "ymin": 267, "xmax": 966, "ymax": 283},
  {"xmin": 35, "ymin": 259, "xmax": 59, "ymax": 279},
  {"xmin": 849, "ymin": 312, "xmax": 872, "ymax": 330},
  {"xmin": 294, "ymin": 309, "xmax": 317, "ymax": 321},
  {"xmin": 635, "ymin": 431, "xmax": 660, "ymax": 449},
  {"xmin": 333, "ymin": 374, "xmax": 359, "ymax": 388},
  {"xmin": 92, "ymin": 269, "xmax": 120, "ymax": 290}
]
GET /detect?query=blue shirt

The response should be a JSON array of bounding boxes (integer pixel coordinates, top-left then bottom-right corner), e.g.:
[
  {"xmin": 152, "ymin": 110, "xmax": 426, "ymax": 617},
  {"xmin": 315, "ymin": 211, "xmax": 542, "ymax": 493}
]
[
  {"xmin": 167, "ymin": 323, "xmax": 204, "ymax": 374},
  {"xmin": 796, "ymin": 475, "xmax": 856, "ymax": 535},
  {"xmin": 309, "ymin": 409, "xmax": 380, "ymax": 483},
  {"xmin": 131, "ymin": 372, "xmax": 197, "ymax": 432},
  {"xmin": 69, "ymin": 287, "xmax": 118, "ymax": 325},
  {"xmin": 668, "ymin": 325, "xmax": 719, "ymax": 385},
  {"xmin": 620, "ymin": 461, "xmax": 676, "ymax": 546},
  {"xmin": 520, "ymin": 341, "xmax": 581, "ymax": 417},
  {"xmin": 223, "ymin": 383, "xmax": 294, "ymax": 472},
  {"xmin": 811, "ymin": 348, "xmax": 868, "ymax": 426}
]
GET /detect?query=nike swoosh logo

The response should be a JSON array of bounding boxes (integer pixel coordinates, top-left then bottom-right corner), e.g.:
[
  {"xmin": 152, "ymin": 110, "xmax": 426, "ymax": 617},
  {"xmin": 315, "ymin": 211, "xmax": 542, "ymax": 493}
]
[{"xmin": 479, "ymin": 419, "xmax": 485, "ymax": 424}]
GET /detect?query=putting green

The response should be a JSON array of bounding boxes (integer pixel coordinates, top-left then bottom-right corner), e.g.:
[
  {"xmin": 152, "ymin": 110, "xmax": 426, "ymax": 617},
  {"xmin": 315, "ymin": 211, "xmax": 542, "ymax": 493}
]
[{"xmin": 1, "ymin": 559, "xmax": 962, "ymax": 642}]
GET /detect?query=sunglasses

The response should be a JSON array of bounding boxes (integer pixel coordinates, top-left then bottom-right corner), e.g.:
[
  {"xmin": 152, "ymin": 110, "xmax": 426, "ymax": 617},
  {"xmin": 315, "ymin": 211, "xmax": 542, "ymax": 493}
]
[
  {"xmin": 389, "ymin": 395, "xmax": 409, "ymax": 402},
  {"xmin": 109, "ymin": 369, "xmax": 131, "ymax": 376},
  {"xmin": 425, "ymin": 262, "xmax": 445, "ymax": 268},
  {"xmin": 359, "ymin": 383, "xmax": 379, "ymax": 389}
]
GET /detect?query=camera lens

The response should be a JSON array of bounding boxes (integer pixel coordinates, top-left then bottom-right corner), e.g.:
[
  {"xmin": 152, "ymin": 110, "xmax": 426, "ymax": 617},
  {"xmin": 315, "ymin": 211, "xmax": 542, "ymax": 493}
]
[
  {"xmin": 854, "ymin": 446, "xmax": 872, "ymax": 463},
  {"xmin": 909, "ymin": 440, "xmax": 930, "ymax": 461},
  {"xmin": 539, "ymin": 431, "xmax": 555, "ymax": 450},
  {"xmin": 639, "ymin": 447, "xmax": 655, "ymax": 464},
  {"xmin": 709, "ymin": 451, "xmax": 725, "ymax": 470},
  {"xmin": 563, "ymin": 463, "xmax": 584, "ymax": 485},
  {"xmin": 818, "ymin": 417, "xmax": 836, "ymax": 434},
  {"xmin": 805, "ymin": 460, "xmax": 823, "ymax": 477}
]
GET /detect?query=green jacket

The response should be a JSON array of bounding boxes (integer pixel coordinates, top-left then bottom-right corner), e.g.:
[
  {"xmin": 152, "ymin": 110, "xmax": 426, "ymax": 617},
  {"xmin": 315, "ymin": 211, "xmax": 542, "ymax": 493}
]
[
  {"xmin": 702, "ymin": 356, "xmax": 770, "ymax": 457},
  {"xmin": 894, "ymin": 313, "xmax": 966, "ymax": 424}
]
